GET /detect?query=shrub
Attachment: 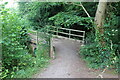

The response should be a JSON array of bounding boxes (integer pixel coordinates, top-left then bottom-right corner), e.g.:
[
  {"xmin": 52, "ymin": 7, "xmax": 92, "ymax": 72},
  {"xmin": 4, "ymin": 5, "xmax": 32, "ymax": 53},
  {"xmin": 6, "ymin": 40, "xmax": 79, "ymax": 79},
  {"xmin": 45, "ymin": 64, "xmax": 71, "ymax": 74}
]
[{"xmin": 80, "ymin": 28, "xmax": 119, "ymax": 71}]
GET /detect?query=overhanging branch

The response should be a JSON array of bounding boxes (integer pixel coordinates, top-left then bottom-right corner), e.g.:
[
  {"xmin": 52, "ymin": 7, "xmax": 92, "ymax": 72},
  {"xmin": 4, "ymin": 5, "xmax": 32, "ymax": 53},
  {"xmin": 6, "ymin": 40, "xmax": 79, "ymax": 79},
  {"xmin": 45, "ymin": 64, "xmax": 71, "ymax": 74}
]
[{"xmin": 66, "ymin": 2, "xmax": 93, "ymax": 23}]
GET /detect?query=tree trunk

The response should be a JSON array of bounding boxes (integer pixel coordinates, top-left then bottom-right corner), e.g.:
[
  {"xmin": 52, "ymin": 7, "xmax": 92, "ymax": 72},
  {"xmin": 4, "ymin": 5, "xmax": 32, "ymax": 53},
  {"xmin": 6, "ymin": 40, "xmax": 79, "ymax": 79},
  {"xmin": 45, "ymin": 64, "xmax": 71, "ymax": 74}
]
[{"xmin": 94, "ymin": 0, "xmax": 107, "ymax": 46}]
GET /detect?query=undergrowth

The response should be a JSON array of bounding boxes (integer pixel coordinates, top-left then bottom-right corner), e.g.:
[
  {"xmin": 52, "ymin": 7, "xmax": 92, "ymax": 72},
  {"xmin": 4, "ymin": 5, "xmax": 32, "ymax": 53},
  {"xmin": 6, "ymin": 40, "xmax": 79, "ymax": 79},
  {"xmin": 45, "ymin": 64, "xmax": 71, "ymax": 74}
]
[
  {"xmin": 80, "ymin": 31, "xmax": 119, "ymax": 72},
  {"xmin": 80, "ymin": 10, "xmax": 119, "ymax": 72},
  {"xmin": 1, "ymin": 4, "xmax": 50, "ymax": 79},
  {"xmin": 13, "ymin": 42, "xmax": 50, "ymax": 78}
]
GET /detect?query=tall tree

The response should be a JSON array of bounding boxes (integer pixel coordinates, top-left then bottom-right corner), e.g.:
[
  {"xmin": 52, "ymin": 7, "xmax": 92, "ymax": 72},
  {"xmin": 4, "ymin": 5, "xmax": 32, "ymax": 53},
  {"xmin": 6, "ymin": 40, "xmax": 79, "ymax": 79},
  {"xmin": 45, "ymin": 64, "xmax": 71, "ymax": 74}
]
[{"xmin": 94, "ymin": 0, "xmax": 107, "ymax": 46}]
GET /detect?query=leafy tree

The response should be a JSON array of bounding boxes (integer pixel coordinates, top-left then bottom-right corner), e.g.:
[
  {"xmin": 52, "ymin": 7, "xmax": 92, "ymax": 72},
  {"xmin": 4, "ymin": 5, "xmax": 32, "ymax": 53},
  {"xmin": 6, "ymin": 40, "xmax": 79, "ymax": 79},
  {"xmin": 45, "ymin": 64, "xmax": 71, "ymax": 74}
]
[
  {"xmin": 18, "ymin": 1, "xmax": 119, "ymax": 73},
  {"xmin": 18, "ymin": 2, "xmax": 64, "ymax": 29},
  {"xmin": 81, "ymin": 2, "xmax": 119, "ymax": 70},
  {"xmin": 1, "ymin": 2, "xmax": 50, "ymax": 78},
  {"xmin": 18, "ymin": 2, "xmax": 97, "ymax": 29}
]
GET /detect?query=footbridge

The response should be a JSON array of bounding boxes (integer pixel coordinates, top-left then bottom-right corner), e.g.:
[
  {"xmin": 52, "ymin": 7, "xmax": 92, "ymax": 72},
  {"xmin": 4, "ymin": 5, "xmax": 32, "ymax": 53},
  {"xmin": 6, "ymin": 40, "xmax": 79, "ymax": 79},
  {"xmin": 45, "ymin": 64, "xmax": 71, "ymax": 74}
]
[
  {"xmin": 30, "ymin": 26, "xmax": 85, "ymax": 59},
  {"xmin": 46, "ymin": 26, "xmax": 85, "ymax": 44}
]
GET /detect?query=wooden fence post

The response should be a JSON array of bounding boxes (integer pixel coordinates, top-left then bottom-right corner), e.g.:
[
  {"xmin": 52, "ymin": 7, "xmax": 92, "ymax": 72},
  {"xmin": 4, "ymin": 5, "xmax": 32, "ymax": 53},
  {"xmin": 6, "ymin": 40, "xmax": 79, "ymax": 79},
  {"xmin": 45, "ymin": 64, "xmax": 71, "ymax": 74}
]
[
  {"xmin": 37, "ymin": 30, "xmax": 38, "ymax": 44},
  {"xmin": 49, "ymin": 26, "xmax": 85, "ymax": 44},
  {"xmin": 49, "ymin": 37, "xmax": 55, "ymax": 59},
  {"xmin": 56, "ymin": 27, "xmax": 58, "ymax": 36},
  {"xmin": 69, "ymin": 30, "xmax": 71, "ymax": 39},
  {"xmin": 83, "ymin": 32, "xmax": 85, "ymax": 44}
]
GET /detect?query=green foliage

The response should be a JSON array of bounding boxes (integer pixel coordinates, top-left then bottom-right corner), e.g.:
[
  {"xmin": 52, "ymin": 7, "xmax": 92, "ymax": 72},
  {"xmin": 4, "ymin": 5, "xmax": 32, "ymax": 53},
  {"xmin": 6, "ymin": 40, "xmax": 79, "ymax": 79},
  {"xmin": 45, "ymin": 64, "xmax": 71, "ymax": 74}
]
[
  {"xmin": 1, "ymin": 5, "xmax": 29, "ymax": 77},
  {"xmin": 49, "ymin": 12, "xmax": 93, "ymax": 28},
  {"xmin": 1, "ymin": 4, "xmax": 50, "ymax": 79},
  {"xmin": 1, "ymin": 7, "xmax": 26, "ymax": 78},
  {"xmin": 82, "ymin": 28, "xmax": 119, "ymax": 70},
  {"xmin": 18, "ymin": 2, "xmax": 63, "ymax": 28},
  {"xmin": 18, "ymin": 2, "xmax": 96, "ymax": 29},
  {"xmin": 13, "ymin": 42, "xmax": 50, "ymax": 78},
  {"xmin": 2, "ymin": 2, "xmax": 118, "ymax": 77},
  {"xmin": 81, "ymin": 34, "xmax": 119, "ymax": 70},
  {"xmin": 80, "ymin": 42, "xmax": 119, "ymax": 69},
  {"xmin": 80, "ymin": 3, "xmax": 119, "ymax": 71},
  {"xmin": 18, "ymin": 2, "xmax": 119, "ymax": 72}
]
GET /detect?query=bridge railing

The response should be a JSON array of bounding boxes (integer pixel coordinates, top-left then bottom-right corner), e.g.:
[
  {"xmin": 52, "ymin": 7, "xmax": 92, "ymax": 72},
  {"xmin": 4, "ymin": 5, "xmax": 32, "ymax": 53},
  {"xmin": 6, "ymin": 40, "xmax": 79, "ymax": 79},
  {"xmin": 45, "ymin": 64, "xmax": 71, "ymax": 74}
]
[{"xmin": 47, "ymin": 26, "xmax": 85, "ymax": 44}]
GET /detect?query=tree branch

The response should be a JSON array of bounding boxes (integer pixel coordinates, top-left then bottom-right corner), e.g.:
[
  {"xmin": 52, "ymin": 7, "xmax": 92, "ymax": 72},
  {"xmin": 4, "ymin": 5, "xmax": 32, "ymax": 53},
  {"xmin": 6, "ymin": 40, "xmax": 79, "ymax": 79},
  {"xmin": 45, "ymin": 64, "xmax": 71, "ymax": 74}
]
[
  {"xmin": 67, "ymin": 2, "xmax": 93, "ymax": 23},
  {"xmin": 80, "ymin": 2, "xmax": 91, "ymax": 18}
]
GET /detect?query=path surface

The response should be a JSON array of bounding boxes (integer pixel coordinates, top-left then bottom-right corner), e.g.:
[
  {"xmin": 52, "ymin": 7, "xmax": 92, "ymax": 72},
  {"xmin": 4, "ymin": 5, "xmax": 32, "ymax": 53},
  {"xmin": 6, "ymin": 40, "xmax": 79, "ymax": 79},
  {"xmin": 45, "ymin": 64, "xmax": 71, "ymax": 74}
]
[{"xmin": 34, "ymin": 38, "xmax": 118, "ymax": 78}]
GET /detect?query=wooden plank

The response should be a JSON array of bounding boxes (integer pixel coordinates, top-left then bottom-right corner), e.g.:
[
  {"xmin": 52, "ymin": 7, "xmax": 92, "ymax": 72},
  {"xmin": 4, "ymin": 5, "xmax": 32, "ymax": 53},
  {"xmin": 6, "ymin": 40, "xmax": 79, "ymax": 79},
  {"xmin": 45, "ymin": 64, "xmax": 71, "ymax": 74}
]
[
  {"xmin": 52, "ymin": 35, "xmax": 83, "ymax": 42},
  {"xmin": 49, "ymin": 30, "xmax": 84, "ymax": 38},
  {"xmin": 69, "ymin": 34, "xmax": 84, "ymax": 37},
  {"xmin": 58, "ymin": 27, "xmax": 85, "ymax": 33},
  {"xmin": 38, "ymin": 26, "xmax": 86, "ymax": 44},
  {"xmin": 50, "ymin": 26, "xmax": 85, "ymax": 33},
  {"xmin": 51, "ymin": 31, "xmax": 84, "ymax": 38},
  {"xmin": 49, "ymin": 30, "xmax": 57, "ymax": 32},
  {"xmin": 58, "ymin": 31, "xmax": 69, "ymax": 35}
]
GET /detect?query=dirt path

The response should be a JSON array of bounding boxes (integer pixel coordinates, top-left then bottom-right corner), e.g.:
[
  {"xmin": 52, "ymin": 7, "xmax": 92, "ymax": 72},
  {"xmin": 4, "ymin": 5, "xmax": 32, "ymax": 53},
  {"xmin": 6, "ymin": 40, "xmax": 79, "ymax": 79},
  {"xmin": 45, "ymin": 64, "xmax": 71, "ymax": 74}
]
[{"xmin": 34, "ymin": 38, "xmax": 118, "ymax": 78}]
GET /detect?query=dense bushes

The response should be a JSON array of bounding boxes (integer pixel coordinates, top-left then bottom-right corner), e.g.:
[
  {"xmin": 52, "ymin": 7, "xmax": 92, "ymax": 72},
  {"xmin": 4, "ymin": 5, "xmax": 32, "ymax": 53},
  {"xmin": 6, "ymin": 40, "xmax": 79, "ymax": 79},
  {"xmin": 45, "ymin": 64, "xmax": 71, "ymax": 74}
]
[
  {"xmin": 80, "ymin": 42, "xmax": 119, "ymax": 69},
  {"xmin": 1, "ymin": 5, "xmax": 49, "ymax": 79},
  {"xmin": 18, "ymin": 2, "xmax": 64, "ymax": 28},
  {"xmin": 80, "ymin": 14, "xmax": 119, "ymax": 71},
  {"xmin": 1, "ymin": 7, "xmax": 29, "ymax": 78},
  {"xmin": 18, "ymin": 2, "xmax": 97, "ymax": 29}
]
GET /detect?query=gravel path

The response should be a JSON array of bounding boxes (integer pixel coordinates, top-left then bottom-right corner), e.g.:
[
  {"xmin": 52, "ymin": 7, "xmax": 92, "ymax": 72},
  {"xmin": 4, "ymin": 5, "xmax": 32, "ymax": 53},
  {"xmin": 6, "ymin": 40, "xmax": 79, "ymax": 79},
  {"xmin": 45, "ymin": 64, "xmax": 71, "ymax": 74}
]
[{"xmin": 34, "ymin": 38, "xmax": 118, "ymax": 78}]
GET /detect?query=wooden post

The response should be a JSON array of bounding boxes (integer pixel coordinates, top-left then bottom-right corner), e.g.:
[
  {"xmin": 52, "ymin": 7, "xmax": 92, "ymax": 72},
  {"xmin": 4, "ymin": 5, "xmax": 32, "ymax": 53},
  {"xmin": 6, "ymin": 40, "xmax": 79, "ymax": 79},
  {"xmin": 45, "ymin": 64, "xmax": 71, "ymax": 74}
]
[
  {"xmin": 82, "ymin": 31, "xmax": 85, "ymax": 44},
  {"xmin": 49, "ymin": 37, "xmax": 55, "ymax": 59},
  {"xmin": 56, "ymin": 27, "xmax": 58, "ymax": 36},
  {"xmin": 37, "ymin": 30, "xmax": 38, "ymax": 44},
  {"xmin": 69, "ymin": 30, "xmax": 71, "ymax": 39}
]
